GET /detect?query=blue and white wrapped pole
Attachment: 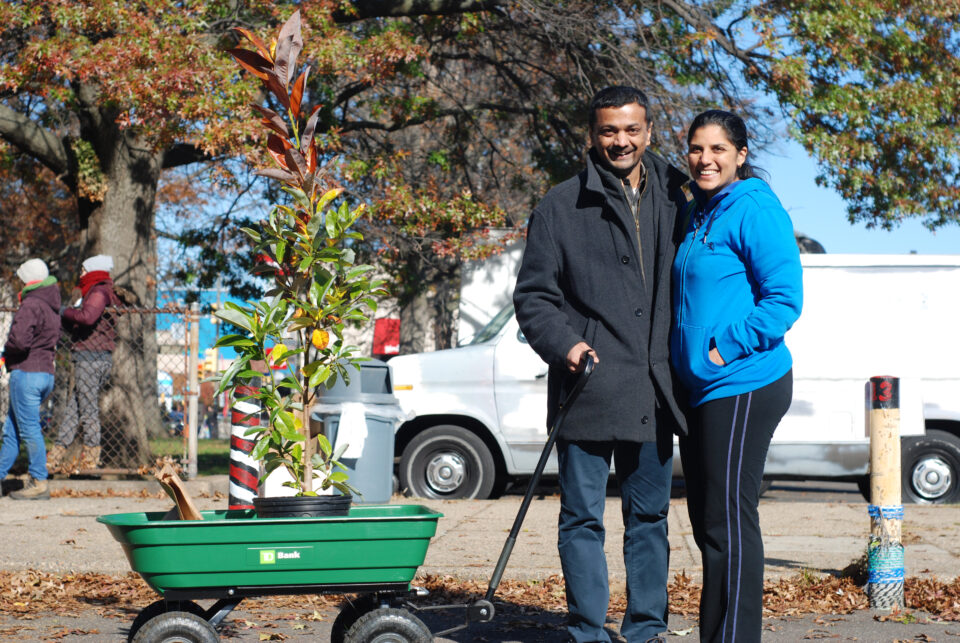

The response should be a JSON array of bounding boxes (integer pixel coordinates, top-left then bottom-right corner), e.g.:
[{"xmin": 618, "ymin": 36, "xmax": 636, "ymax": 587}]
[{"xmin": 867, "ymin": 375, "xmax": 904, "ymax": 609}]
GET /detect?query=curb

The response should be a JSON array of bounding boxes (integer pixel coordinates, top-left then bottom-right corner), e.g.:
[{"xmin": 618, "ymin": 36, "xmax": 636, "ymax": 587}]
[{"xmin": 48, "ymin": 474, "xmax": 229, "ymax": 497}]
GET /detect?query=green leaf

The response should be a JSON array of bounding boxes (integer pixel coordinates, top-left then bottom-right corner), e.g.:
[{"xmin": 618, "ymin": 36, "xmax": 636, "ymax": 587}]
[
  {"xmin": 239, "ymin": 227, "xmax": 262, "ymax": 243},
  {"xmin": 215, "ymin": 334, "xmax": 256, "ymax": 348},
  {"xmin": 216, "ymin": 355, "xmax": 252, "ymax": 395},
  {"xmin": 345, "ymin": 264, "xmax": 375, "ymax": 280},
  {"xmin": 215, "ymin": 307, "xmax": 254, "ymax": 332},
  {"xmin": 308, "ymin": 365, "xmax": 331, "ymax": 388},
  {"xmin": 316, "ymin": 433, "xmax": 333, "ymax": 457}
]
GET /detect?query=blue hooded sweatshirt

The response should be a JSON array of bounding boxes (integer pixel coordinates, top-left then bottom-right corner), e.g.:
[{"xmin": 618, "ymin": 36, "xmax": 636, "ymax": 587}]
[{"xmin": 670, "ymin": 177, "xmax": 803, "ymax": 407}]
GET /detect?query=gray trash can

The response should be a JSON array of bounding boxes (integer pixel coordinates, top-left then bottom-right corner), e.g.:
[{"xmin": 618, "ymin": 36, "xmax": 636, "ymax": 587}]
[{"xmin": 311, "ymin": 360, "xmax": 405, "ymax": 504}]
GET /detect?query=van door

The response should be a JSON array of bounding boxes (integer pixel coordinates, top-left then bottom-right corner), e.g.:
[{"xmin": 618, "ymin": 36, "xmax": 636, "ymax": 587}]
[{"xmin": 492, "ymin": 314, "xmax": 552, "ymax": 474}]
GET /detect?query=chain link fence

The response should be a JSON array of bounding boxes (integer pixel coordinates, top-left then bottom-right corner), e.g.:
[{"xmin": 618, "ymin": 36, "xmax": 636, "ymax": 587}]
[{"xmin": 0, "ymin": 305, "xmax": 198, "ymax": 473}]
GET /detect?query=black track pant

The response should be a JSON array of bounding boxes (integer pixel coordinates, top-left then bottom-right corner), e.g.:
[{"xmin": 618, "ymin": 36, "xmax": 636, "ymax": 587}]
[{"xmin": 680, "ymin": 370, "xmax": 793, "ymax": 643}]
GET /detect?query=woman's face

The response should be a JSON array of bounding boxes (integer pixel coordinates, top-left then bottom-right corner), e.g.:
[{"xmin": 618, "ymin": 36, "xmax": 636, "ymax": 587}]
[{"xmin": 687, "ymin": 124, "xmax": 748, "ymax": 199}]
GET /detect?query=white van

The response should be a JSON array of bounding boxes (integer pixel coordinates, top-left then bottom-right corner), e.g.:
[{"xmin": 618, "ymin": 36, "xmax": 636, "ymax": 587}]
[{"xmin": 389, "ymin": 255, "xmax": 960, "ymax": 504}]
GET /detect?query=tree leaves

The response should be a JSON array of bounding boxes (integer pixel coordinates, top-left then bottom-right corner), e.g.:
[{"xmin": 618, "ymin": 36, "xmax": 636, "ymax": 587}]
[{"xmin": 274, "ymin": 10, "xmax": 304, "ymax": 88}]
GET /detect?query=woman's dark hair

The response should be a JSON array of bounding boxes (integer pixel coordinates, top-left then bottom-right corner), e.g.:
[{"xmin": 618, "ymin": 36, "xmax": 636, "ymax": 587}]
[
  {"xmin": 589, "ymin": 86, "xmax": 651, "ymax": 128},
  {"xmin": 687, "ymin": 109, "xmax": 768, "ymax": 181}
]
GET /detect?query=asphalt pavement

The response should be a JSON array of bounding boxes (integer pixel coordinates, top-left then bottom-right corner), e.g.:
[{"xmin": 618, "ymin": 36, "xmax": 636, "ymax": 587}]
[{"xmin": 0, "ymin": 475, "xmax": 957, "ymax": 641}]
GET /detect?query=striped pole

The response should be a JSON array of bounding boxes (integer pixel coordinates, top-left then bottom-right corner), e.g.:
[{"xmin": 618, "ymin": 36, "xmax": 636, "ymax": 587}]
[
  {"xmin": 867, "ymin": 375, "xmax": 904, "ymax": 609},
  {"xmin": 229, "ymin": 385, "xmax": 260, "ymax": 510}
]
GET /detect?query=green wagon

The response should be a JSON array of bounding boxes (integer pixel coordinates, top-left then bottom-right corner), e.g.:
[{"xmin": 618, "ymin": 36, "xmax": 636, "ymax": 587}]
[
  {"xmin": 98, "ymin": 504, "xmax": 443, "ymax": 642},
  {"xmin": 100, "ymin": 360, "xmax": 595, "ymax": 643}
]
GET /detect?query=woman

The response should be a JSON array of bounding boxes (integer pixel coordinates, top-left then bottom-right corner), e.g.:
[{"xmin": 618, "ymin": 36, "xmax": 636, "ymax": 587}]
[
  {"xmin": 48, "ymin": 254, "xmax": 118, "ymax": 472},
  {"xmin": 0, "ymin": 258, "xmax": 61, "ymax": 500},
  {"xmin": 671, "ymin": 110, "xmax": 803, "ymax": 642}
]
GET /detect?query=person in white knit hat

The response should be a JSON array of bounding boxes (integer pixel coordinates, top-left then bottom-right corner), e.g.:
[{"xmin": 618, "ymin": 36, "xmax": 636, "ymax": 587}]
[
  {"xmin": 47, "ymin": 255, "xmax": 119, "ymax": 473},
  {"xmin": 1, "ymin": 258, "xmax": 61, "ymax": 500}
]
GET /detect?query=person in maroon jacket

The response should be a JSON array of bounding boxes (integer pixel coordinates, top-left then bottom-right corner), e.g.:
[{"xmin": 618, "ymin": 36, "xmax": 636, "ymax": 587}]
[
  {"xmin": 47, "ymin": 255, "xmax": 119, "ymax": 473},
  {"xmin": 0, "ymin": 258, "xmax": 61, "ymax": 500}
]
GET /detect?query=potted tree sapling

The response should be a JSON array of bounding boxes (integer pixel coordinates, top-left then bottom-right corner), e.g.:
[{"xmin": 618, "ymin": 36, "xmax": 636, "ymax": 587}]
[{"xmin": 216, "ymin": 10, "xmax": 385, "ymax": 518}]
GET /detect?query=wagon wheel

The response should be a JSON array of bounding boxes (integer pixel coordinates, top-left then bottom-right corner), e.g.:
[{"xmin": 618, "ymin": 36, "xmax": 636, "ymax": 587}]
[
  {"xmin": 128, "ymin": 600, "xmax": 208, "ymax": 642},
  {"xmin": 131, "ymin": 610, "xmax": 218, "ymax": 643},
  {"xmin": 343, "ymin": 607, "xmax": 431, "ymax": 643},
  {"xmin": 331, "ymin": 595, "xmax": 377, "ymax": 643}
]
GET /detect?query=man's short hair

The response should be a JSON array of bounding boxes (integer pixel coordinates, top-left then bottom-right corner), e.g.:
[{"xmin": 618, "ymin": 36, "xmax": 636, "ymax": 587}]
[{"xmin": 588, "ymin": 86, "xmax": 651, "ymax": 128}]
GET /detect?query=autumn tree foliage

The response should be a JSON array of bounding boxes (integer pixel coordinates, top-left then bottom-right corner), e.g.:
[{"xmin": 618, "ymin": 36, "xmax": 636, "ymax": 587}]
[{"xmin": 0, "ymin": 0, "xmax": 957, "ymax": 358}]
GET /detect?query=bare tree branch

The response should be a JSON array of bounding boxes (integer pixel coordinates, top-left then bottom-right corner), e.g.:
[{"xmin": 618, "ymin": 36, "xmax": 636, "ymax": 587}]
[
  {"xmin": 162, "ymin": 143, "xmax": 214, "ymax": 169},
  {"xmin": 333, "ymin": 0, "xmax": 503, "ymax": 23}
]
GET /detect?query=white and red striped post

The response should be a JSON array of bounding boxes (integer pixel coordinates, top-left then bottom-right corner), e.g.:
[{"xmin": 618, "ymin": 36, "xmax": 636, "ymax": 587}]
[{"xmin": 228, "ymin": 385, "xmax": 260, "ymax": 510}]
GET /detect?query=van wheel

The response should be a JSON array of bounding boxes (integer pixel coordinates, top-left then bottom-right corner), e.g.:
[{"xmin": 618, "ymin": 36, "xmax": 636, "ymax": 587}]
[
  {"xmin": 400, "ymin": 425, "xmax": 496, "ymax": 499},
  {"xmin": 902, "ymin": 430, "xmax": 960, "ymax": 504},
  {"xmin": 758, "ymin": 479, "xmax": 772, "ymax": 497}
]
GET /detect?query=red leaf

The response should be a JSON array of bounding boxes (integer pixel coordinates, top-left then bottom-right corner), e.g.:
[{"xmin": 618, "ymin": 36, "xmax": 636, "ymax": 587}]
[
  {"xmin": 301, "ymin": 105, "xmax": 322, "ymax": 154},
  {"xmin": 265, "ymin": 73, "xmax": 291, "ymax": 110},
  {"xmin": 306, "ymin": 143, "xmax": 317, "ymax": 174},
  {"xmin": 284, "ymin": 147, "xmax": 307, "ymax": 181},
  {"xmin": 232, "ymin": 27, "xmax": 273, "ymax": 62},
  {"xmin": 267, "ymin": 135, "xmax": 292, "ymax": 169},
  {"xmin": 273, "ymin": 10, "xmax": 304, "ymax": 88},
  {"xmin": 290, "ymin": 69, "xmax": 308, "ymax": 121},
  {"xmin": 256, "ymin": 168, "xmax": 298, "ymax": 183},
  {"xmin": 251, "ymin": 105, "xmax": 290, "ymax": 138},
  {"xmin": 227, "ymin": 48, "xmax": 272, "ymax": 81}
]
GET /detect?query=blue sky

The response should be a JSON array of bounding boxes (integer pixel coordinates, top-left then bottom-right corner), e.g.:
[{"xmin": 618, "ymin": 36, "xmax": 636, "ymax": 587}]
[{"xmin": 755, "ymin": 139, "xmax": 960, "ymax": 255}]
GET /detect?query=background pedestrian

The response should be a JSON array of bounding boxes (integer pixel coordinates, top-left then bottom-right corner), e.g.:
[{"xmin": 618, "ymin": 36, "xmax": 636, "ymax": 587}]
[
  {"xmin": 0, "ymin": 258, "xmax": 61, "ymax": 499},
  {"xmin": 48, "ymin": 254, "xmax": 119, "ymax": 473}
]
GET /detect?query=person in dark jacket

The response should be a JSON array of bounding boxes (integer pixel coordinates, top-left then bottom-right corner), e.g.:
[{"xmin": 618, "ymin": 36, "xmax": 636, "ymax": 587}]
[
  {"xmin": 0, "ymin": 258, "xmax": 61, "ymax": 500},
  {"xmin": 513, "ymin": 86, "xmax": 689, "ymax": 643},
  {"xmin": 672, "ymin": 110, "xmax": 802, "ymax": 643},
  {"xmin": 48, "ymin": 255, "xmax": 118, "ymax": 472}
]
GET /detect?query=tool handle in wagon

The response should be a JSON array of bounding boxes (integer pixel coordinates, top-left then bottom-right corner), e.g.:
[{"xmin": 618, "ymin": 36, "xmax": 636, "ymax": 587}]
[{"xmin": 483, "ymin": 355, "xmax": 595, "ymax": 604}]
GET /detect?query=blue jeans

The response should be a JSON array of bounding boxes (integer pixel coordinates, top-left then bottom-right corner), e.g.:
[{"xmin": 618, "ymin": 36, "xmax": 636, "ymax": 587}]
[
  {"xmin": 0, "ymin": 369, "xmax": 55, "ymax": 480},
  {"xmin": 557, "ymin": 434, "xmax": 673, "ymax": 642}
]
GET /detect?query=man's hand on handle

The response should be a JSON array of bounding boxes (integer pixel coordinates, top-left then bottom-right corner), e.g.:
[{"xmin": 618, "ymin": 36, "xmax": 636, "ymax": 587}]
[{"xmin": 566, "ymin": 342, "xmax": 598, "ymax": 373}]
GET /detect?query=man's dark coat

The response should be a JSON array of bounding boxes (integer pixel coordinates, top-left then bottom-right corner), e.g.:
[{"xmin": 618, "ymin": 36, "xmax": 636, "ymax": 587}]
[{"xmin": 514, "ymin": 149, "xmax": 689, "ymax": 442}]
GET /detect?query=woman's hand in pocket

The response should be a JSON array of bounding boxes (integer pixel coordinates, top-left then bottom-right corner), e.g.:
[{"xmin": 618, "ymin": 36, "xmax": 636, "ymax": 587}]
[{"xmin": 708, "ymin": 346, "xmax": 726, "ymax": 366}]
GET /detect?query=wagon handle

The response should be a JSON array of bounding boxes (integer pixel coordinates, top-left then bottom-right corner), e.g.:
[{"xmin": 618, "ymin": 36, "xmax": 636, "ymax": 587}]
[{"xmin": 482, "ymin": 355, "xmax": 596, "ymax": 604}]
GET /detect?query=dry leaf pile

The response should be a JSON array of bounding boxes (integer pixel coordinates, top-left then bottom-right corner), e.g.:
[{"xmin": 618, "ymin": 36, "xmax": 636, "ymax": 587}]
[{"xmin": 2, "ymin": 570, "xmax": 958, "ymax": 626}]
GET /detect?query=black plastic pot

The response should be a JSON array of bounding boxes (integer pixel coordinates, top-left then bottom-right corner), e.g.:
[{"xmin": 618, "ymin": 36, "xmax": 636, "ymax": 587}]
[{"xmin": 253, "ymin": 494, "xmax": 352, "ymax": 518}]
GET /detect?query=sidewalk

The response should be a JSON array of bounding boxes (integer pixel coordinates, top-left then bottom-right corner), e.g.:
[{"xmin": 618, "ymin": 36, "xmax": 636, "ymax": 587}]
[{"xmin": 0, "ymin": 476, "xmax": 957, "ymax": 641}]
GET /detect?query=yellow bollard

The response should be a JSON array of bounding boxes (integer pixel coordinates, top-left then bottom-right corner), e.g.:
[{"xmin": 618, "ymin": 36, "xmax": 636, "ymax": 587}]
[{"xmin": 867, "ymin": 375, "xmax": 904, "ymax": 609}]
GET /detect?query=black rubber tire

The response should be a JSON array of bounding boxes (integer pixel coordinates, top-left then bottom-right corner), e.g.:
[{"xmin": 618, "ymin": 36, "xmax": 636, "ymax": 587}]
[
  {"xmin": 128, "ymin": 601, "xmax": 207, "ymax": 642},
  {"xmin": 399, "ymin": 425, "xmax": 496, "ymax": 499},
  {"xmin": 758, "ymin": 479, "xmax": 773, "ymax": 497},
  {"xmin": 131, "ymin": 610, "xmax": 219, "ymax": 643},
  {"xmin": 343, "ymin": 607, "xmax": 432, "ymax": 643},
  {"xmin": 330, "ymin": 596, "xmax": 377, "ymax": 643},
  {"xmin": 902, "ymin": 429, "xmax": 960, "ymax": 504}
]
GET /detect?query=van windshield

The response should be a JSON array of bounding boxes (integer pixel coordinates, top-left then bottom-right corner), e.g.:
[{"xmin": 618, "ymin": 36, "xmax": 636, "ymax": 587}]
[{"xmin": 470, "ymin": 304, "xmax": 515, "ymax": 345}]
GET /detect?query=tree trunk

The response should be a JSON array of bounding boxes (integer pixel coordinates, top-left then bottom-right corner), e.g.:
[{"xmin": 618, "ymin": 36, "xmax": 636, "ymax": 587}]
[
  {"xmin": 83, "ymin": 129, "xmax": 163, "ymax": 467},
  {"xmin": 398, "ymin": 261, "xmax": 460, "ymax": 354}
]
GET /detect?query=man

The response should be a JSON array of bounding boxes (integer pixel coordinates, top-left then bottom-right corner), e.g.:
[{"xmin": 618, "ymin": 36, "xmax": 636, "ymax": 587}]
[{"xmin": 513, "ymin": 86, "xmax": 689, "ymax": 642}]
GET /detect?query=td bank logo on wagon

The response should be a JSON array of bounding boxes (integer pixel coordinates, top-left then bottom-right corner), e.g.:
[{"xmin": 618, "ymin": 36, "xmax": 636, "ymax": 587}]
[{"xmin": 259, "ymin": 549, "xmax": 303, "ymax": 564}]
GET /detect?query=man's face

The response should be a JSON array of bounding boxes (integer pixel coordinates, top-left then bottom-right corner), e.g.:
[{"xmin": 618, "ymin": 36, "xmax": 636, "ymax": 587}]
[{"xmin": 589, "ymin": 103, "xmax": 652, "ymax": 180}]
